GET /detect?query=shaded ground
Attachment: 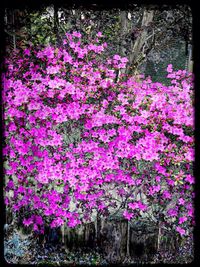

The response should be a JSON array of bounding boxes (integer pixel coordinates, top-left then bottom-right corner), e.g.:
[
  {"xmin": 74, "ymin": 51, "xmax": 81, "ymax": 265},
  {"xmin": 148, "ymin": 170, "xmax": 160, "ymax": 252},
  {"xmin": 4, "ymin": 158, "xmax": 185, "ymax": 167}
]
[{"xmin": 4, "ymin": 223, "xmax": 194, "ymax": 265}]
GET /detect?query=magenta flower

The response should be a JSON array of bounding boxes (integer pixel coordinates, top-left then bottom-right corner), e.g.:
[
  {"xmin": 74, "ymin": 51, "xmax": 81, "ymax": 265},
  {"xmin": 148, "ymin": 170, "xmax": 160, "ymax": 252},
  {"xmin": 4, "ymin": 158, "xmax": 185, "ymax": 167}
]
[
  {"xmin": 162, "ymin": 190, "xmax": 172, "ymax": 199},
  {"xmin": 33, "ymin": 224, "xmax": 39, "ymax": 231},
  {"xmin": 178, "ymin": 216, "xmax": 187, "ymax": 224},
  {"xmin": 123, "ymin": 210, "xmax": 134, "ymax": 220},
  {"xmin": 3, "ymin": 31, "xmax": 194, "ymax": 234},
  {"xmin": 178, "ymin": 198, "xmax": 185, "ymax": 205},
  {"xmin": 72, "ymin": 31, "xmax": 81, "ymax": 38},
  {"xmin": 168, "ymin": 209, "xmax": 178, "ymax": 217},
  {"xmin": 98, "ymin": 202, "xmax": 106, "ymax": 210},
  {"xmin": 35, "ymin": 215, "xmax": 43, "ymax": 225},
  {"xmin": 176, "ymin": 226, "xmax": 186, "ymax": 236},
  {"xmin": 67, "ymin": 218, "xmax": 81, "ymax": 228},
  {"xmin": 97, "ymin": 32, "xmax": 103, "ymax": 37},
  {"xmin": 23, "ymin": 218, "xmax": 33, "ymax": 226},
  {"xmin": 50, "ymin": 218, "xmax": 64, "ymax": 228},
  {"xmin": 185, "ymin": 174, "xmax": 194, "ymax": 184},
  {"xmin": 7, "ymin": 180, "xmax": 14, "ymax": 189},
  {"xmin": 128, "ymin": 202, "xmax": 138, "ymax": 210},
  {"xmin": 121, "ymin": 57, "xmax": 128, "ymax": 63},
  {"xmin": 137, "ymin": 202, "xmax": 147, "ymax": 211},
  {"xmin": 113, "ymin": 54, "xmax": 121, "ymax": 61}
]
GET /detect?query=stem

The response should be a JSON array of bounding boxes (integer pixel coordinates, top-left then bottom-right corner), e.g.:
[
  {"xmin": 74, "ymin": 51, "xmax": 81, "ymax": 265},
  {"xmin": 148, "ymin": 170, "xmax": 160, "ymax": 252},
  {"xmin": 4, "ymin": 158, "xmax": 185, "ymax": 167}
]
[
  {"xmin": 157, "ymin": 221, "xmax": 161, "ymax": 251},
  {"xmin": 61, "ymin": 224, "xmax": 65, "ymax": 245},
  {"xmin": 127, "ymin": 220, "xmax": 130, "ymax": 258},
  {"xmin": 95, "ymin": 212, "xmax": 101, "ymax": 247}
]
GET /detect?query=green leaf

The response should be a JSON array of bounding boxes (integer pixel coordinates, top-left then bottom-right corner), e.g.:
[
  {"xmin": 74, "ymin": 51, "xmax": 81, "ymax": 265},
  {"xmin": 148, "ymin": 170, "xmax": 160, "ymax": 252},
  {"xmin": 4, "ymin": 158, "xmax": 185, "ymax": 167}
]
[{"xmin": 54, "ymin": 183, "xmax": 64, "ymax": 193}]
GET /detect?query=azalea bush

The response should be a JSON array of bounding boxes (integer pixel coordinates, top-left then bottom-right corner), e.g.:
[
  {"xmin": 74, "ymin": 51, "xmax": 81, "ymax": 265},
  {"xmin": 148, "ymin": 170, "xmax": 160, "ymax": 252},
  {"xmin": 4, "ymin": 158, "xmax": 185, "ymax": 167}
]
[{"xmin": 3, "ymin": 32, "xmax": 194, "ymax": 237}]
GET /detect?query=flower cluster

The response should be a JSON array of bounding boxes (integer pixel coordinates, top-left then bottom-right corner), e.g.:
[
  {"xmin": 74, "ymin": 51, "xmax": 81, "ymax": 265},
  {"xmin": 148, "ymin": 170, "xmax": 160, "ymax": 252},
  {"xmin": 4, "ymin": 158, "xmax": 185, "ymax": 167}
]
[{"xmin": 3, "ymin": 32, "xmax": 194, "ymax": 237}]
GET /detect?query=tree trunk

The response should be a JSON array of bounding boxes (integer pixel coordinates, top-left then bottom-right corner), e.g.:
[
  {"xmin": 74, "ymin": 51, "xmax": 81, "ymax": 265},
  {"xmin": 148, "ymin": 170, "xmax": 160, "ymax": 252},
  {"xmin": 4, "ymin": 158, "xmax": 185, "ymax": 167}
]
[
  {"xmin": 126, "ymin": 220, "xmax": 130, "ymax": 258},
  {"xmin": 119, "ymin": 11, "xmax": 128, "ymax": 57},
  {"xmin": 115, "ymin": 10, "xmax": 129, "ymax": 80},
  {"xmin": 54, "ymin": 5, "xmax": 60, "ymax": 45},
  {"xmin": 128, "ymin": 8, "xmax": 154, "ymax": 74},
  {"xmin": 95, "ymin": 212, "xmax": 101, "ymax": 246},
  {"xmin": 100, "ymin": 218, "xmax": 128, "ymax": 264},
  {"xmin": 188, "ymin": 44, "xmax": 193, "ymax": 72},
  {"xmin": 5, "ymin": 9, "xmax": 28, "ymax": 50}
]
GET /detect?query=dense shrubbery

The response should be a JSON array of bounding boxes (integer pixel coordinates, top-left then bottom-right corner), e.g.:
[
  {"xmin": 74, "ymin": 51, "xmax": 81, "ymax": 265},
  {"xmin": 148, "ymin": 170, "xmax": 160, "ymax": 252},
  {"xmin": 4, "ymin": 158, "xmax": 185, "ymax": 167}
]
[{"xmin": 3, "ymin": 32, "xmax": 194, "ymax": 237}]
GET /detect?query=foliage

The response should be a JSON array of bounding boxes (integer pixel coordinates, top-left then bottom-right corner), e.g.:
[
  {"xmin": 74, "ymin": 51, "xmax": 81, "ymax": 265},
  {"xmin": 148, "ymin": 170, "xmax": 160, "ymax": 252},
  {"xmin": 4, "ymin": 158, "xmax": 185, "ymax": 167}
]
[
  {"xmin": 3, "ymin": 32, "xmax": 194, "ymax": 238},
  {"xmin": 4, "ymin": 5, "xmax": 192, "ymax": 75}
]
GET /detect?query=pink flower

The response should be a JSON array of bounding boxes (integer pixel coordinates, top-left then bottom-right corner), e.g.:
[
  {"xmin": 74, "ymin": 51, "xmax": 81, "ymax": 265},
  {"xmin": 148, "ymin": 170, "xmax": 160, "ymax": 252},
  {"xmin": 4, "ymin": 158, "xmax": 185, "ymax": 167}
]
[
  {"xmin": 18, "ymin": 186, "xmax": 26, "ymax": 194},
  {"xmin": 178, "ymin": 216, "xmax": 187, "ymax": 224},
  {"xmin": 118, "ymin": 63, "xmax": 126, "ymax": 69},
  {"xmin": 176, "ymin": 226, "xmax": 186, "ymax": 236},
  {"xmin": 35, "ymin": 215, "xmax": 43, "ymax": 225},
  {"xmin": 33, "ymin": 224, "xmax": 39, "ymax": 231},
  {"xmin": 167, "ymin": 64, "xmax": 173, "ymax": 73},
  {"xmin": 72, "ymin": 31, "xmax": 81, "ymax": 38},
  {"xmin": 135, "ymin": 179, "xmax": 142, "ymax": 186},
  {"xmin": 46, "ymin": 65, "xmax": 60, "ymax": 74},
  {"xmin": 128, "ymin": 202, "xmax": 138, "ymax": 210},
  {"xmin": 7, "ymin": 180, "xmax": 14, "ymax": 189},
  {"xmin": 149, "ymin": 185, "xmax": 161, "ymax": 195},
  {"xmin": 50, "ymin": 218, "xmax": 64, "ymax": 228},
  {"xmin": 118, "ymin": 188, "xmax": 126, "ymax": 196},
  {"xmin": 167, "ymin": 179, "xmax": 175, "ymax": 186},
  {"xmin": 121, "ymin": 57, "xmax": 128, "ymax": 63},
  {"xmin": 162, "ymin": 190, "xmax": 171, "ymax": 199},
  {"xmin": 178, "ymin": 198, "xmax": 185, "ymax": 205},
  {"xmin": 185, "ymin": 174, "xmax": 194, "ymax": 184},
  {"xmin": 187, "ymin": 207, "xmax": 194, "ymax": 217},
  {"xmin": 44, "ymin": 208, "xmax": 53, "ymax": 216},
  {"xmin": 128, "ymin": 201, "xmax": 147, "ymax": 211},
  {"xmin": 23, "ymin": 218, "xmax": 33, "ymax": 226},
  {"xmin": 113, "ymin": 54, "xmax": 121, "ymax": 61},
  {"xmin": 123, "ymin": 210, "xmax": 134, "ymax": 220},
  {"xmin": 97, "ymin": 32, "xmax": 103, "ymax": 37},
  {"xmin": 24, "ymin": 49, "xmax": 30, "ymax": 56},
  {"xmin": 137, "ymin": 202, "xmax": 147, "ymax": 211},
  {"xmin": 3, "ymin": 32, "xmax": 194, "ymax": 234},
  {"xmin": 67, "ymin": 218, "xmax": 81, "ymax": 228},
  {"xmin": 168, "ymin": 209, "xmax": 178, "ymax": 217},
  {"xmin": 5, "ymin": 197, "xmax": 9, "ymax": 205},
  {"xmin": 98, "ymin": 202, "xmax": 106, "ymax": 210},
  {"xmin": 155, "ymin": 176, "xmax": 161, "ymax": 182}
]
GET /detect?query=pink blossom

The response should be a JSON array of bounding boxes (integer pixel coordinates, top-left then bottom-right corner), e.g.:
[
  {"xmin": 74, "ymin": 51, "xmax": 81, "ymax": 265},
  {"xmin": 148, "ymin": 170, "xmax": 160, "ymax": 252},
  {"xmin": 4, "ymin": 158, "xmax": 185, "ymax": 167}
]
[
  {"xmin": 33, "ymin": 224, "xmax": 39, "ymax": 231},
  {"xmin": 35, "ymin": 215, "xmax": 43, "ymax": 225},
  {"xmin": 128, "ymin": 202, "xmax": 138, "ymax": 210},
  {"xmin": 97, "ymin": 32, "xmax": 103, "ymax": 37},
  {"xmin": 137, "ymin": 202, "xmax": 147, "ymax": 211},
  {"xmin": 162, "ymin": 190, "xmax": 171, "ymax": 199},
  {"xmin": 185, "ymin": 174, "xmax": 194, "ymax": 184},
  {"xmin": 113, "ymin": 54, "xmax": 121, "ymax": 61},
  {"xmin": 72, "ymin": 31, "xmax": 82, "ymax": 38},
  {"xmin": 7, "ymin": 180, "xmax": 14, "ymax": 189},
  {"xmin": 123, "ymin": 210, "xmax": 134, "ymax": 220},
  {"xmin": 176, "ymin": 226, "xmax": 186, "ymax": 236},
  {"xmin": 167, "ymin": 64, "xmax": 173, "ymax": 73},
  {"xmin": 3, "ymin": 31, "xmax": 194, "ymax": 234},
  {"xmin": 178, "ymin": 198, "xmax": 185, "ymax": 205},
  {"xmin": 98, "ymin": 202, "xmax": 106, "ymax": 210},
  {"xmin": 178, "ymin": 216, "xmax": 187, "ymax": 224},
  {"xmin": 168, "ymin": 209, "xmax": 178, "ymax": 217},
  {"xmin": 23, "ymin": 218, "xmax": 33, "ymax": 226},
  {"xmin": 67, "ymin": 218, "xmax": 81, "ymax": 228}
]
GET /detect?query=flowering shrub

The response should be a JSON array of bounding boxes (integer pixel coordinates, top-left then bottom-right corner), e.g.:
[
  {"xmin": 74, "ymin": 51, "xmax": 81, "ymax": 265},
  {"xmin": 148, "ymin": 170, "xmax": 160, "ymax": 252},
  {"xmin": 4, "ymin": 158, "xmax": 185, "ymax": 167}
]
[{"xmin": 3, "ymin": 32, "xmax": 194, "ymax": 237}]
